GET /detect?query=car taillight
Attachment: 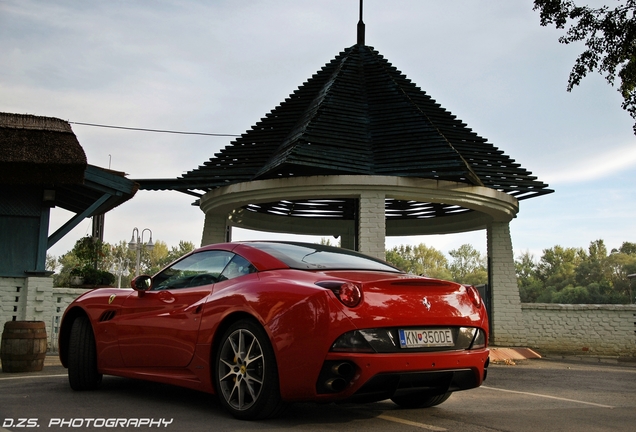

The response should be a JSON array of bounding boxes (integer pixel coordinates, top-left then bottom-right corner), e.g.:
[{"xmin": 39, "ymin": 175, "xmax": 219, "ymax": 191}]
[
  {"xmin": 470, "ymin": 329, "xmax": 487, "ymax": 349},
  {"xmin": 316, "ymin": 281, "xmax": 363, "ymax": 307},
  {"xmin": 338, "ymin": 282, "xmax": 362, "ymax": 307},
  {"xmin": 331, "ymin": 330, "xmax": 375, "ymax": 352},
  {"xmin": 466, "ymin": 285, "xmax": 482, "ymax": 308}
]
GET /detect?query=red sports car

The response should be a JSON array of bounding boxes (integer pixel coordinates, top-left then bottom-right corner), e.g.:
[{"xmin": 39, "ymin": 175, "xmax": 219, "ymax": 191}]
[{"xmin": 59, "ymin": 241, "xmax": 489, "ymax": 420}]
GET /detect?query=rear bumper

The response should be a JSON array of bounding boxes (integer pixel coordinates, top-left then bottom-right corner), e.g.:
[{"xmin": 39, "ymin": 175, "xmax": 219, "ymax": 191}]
[
  {"xmin": 348, "ymin": 368, "xmax": 480, "ymax": 403},
  {"xmin": 311, "ymin": 348, "xmax": 489, "ymax": 403}
]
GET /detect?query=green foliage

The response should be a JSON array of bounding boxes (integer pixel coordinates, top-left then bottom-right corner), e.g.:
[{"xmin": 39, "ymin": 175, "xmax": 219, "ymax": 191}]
[
  {"xmin": 516, "ymin": 239, "xmax": 636, "ymax": 304},
  {"xmin": 53, "ymin": 236, "xmax": 117, "ymax": 287},
  {"xmin": 553, "ymin": 285, "xmax": 593, "ymax": 304},
  {"xmin": 49, "ymin": 235, "xmax": 635, "ymax": 304},
  {"xmin": 534, "ymin": 0, "xmax": 636, "ymax": 134},
  {"xmin": 385, "ymin": 243, "xmax": 487, "ymax": 285},
  {"xmin": 516, "ymin": 251, "xmax": 542, "ymax": 302},
  {"xmin": 143, "ymin": 240, "xmax": 197, "ymax": 276},
  {"xmin": 166, "ymin": 241, "xmax": 196, "ymax": 266},
  {"xmin": 46, "ymin": 254, "xmax": 58, "ymax": 273},
  {"xmin": 385, "ymin": 244, "xmax": 451, "ymax": 280},
  {"xmin": 448, "ymin": 244, "xmax": 488, "ymax": 286},
  {"xmin": 52, "ymin": 251, "xmax": 82, "ymax": 287},
  {"xmin": 535, "ymin": 245, "xmax": 585, "ymax": 290},
  {"xmin": 618, "ymin": 241, "xmax": 636, "ymax": 255},
  {"xmin": 50, "ymin": 237, "xmax": 197, "ymax": 287},
  {"xmin": 79, "ymin": 265, "xmax": 116, "ymax": 286},
  {"xmin": 520, "ymin": 279, "xmax": 545, "ymax": 303}
]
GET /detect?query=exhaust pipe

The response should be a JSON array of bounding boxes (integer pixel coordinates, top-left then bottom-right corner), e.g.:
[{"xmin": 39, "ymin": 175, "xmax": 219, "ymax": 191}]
[
  {"xmin": 331, "ymin": 362, "xmax": 354, "ymax": 378},
  {"xmin": 325, "ymin": 377, "xmax": 347, "ymax": 392},
  {"xmin": 317, "ymin": 360, "xmax": 356, "ymax": 394}
]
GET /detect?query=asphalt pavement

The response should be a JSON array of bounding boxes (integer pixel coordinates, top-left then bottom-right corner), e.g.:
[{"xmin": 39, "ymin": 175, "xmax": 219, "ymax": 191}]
[{"xmin": 1, "ymin": 351, "xmax": 635, "ymax": 432}]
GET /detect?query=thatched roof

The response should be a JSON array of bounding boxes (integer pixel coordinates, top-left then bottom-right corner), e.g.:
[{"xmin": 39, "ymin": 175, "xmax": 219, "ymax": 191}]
[
  {"xmin": 0, "ymin": 113, "xmax": 87, "ymax": 184},
  {"xmin": 0, "ymin": 112, "xmax": 138, "ymax": 220}
]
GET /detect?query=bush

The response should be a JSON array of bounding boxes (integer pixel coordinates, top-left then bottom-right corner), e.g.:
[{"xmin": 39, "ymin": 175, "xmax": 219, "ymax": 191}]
[{"xmin": 78, "ymin": 265, "xmax": 115, "ymax": 287}]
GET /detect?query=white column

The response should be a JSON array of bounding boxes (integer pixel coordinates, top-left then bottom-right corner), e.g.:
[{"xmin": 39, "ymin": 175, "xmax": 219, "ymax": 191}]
[
  {"xmin": 357, "ymin": 192, "xmax": 386, "ymax": 261},
  {"xmin": 201, "ymin": 213, "xmax": 229, "ymax": 246},
  {"xmin": 487, "ymin": 221, "xmax": 527, "ymax": 346}
]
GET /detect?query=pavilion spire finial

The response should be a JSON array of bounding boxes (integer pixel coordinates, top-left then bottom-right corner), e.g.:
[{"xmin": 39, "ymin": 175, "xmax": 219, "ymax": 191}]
[{"xmin": 357, "ymin": 0, "xmax": 365, "ymax": 45}]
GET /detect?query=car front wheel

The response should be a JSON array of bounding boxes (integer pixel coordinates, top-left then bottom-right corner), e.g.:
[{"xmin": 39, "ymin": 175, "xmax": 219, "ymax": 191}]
[
  {"xmin": 214, "ymin": 319, "xmax": 286, "ymax": 420},
  {"xmin": 68, "ymin": 316, "xmax": 102, "ymax": 390}
]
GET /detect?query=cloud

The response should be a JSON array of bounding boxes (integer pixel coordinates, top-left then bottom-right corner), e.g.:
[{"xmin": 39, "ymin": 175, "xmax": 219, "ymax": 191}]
[
  {"xmin": 541, "ymin": 142, "xmax": 636, "ymax": 184},
  {"xmin": 5, "ymin": 0, "xmax": 636, "ymax": 260}
]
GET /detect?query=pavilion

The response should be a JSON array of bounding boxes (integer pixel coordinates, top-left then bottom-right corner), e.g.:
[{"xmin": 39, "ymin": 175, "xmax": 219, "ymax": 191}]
[{"xmin": 137, "ymin": 15, "xmax": 552, "ymax": 346}]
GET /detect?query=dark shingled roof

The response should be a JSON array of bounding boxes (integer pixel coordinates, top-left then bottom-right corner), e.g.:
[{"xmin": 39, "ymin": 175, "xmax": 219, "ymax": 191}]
[
  {"xmin": 0, "ymin": 112, "xmax": 87, "ymax": 184},
  {"xmin": 140, "ymin": 43, "xmax": 552, "ymax": 201}
]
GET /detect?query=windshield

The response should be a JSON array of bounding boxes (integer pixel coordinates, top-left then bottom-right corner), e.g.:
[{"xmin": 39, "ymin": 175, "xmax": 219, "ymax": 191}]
[{"xmin": 247, "ymin": 242, "xmax": 402, "ymax": 272}]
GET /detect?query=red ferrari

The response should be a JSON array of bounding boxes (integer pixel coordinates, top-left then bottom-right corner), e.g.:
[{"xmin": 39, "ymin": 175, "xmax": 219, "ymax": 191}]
[{"xmin": 59, "ymin": 241, "xmax": 489, "ymax": 420}]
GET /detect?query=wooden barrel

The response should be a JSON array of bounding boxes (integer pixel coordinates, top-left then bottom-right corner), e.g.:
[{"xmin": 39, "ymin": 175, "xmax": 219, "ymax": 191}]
[{"xmin": 1, "ymin": 321, "xmax": 48, "ymax": 373}]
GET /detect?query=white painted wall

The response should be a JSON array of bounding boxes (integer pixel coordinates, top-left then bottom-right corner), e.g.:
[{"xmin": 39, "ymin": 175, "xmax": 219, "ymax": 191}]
[{"xmin": 1, "ymin": 277, "xmax": 89, "ymax": 351}]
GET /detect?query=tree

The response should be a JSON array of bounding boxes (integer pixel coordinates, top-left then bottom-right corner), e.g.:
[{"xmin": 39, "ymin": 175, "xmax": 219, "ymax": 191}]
[
  {"xmin": 535, "ymin": 245, "xmax": 585, "ymax": 290},
  {"xmin": 448, "ymin": 244, "xmax": 488, "ymax": 286},
  {"xmin": 533, "ymin": 1, "xmax": 636, "ymax": 133},
  {"xmin": 618, "ymin": 241, "xmax": 636, "ymax": 255},
  {"xmin": 385, "ymin": 244, "xmax": 451, "ymax": 280},
  {"xmin": 46, "ymin": 254, "xmax": 58, "ymax": 273},
  {"xmin": 575, "ymin": 239, "xmax": 613, "ymax": 287},
  {"xmin": 53, "ymin": 250, "xmax": 82, "ymax": 287},
  {"xmin": 608, "ymin": 243, "xmax": 636, "ymax": 301},
  {"xmin": 51, "ymin": 238, "xmax": 196, "ymax": 288},
  {"xmin": 143, "ymin": 240, "xmax": 169, "ymax": 276},
  {"xmin": 551, "ymin": 285, "xmax": 593, "ymax": 303},
  {"xmin": 67, "ymin": 236, "xmax": 115, "ymax": 286},
  {"xmin": 107, "ymin": 241, "xmax": 137, "ymax": 288},
  {"xmin": 515, "ymin": 251, "xmax": 544, "ymax": 302},
  {"xmin": 518, "ymin": 240, "xmax": 634, "ymax": 304},
  {"xmin": 165, "ymin": 241, "xmax": 196, "ymax": 266}
]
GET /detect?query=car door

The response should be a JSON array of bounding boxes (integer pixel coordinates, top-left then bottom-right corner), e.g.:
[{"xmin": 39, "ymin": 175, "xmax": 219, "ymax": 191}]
[{"xmin": 117, "ymin": 250, "xmax": 234, "ymax": 368}]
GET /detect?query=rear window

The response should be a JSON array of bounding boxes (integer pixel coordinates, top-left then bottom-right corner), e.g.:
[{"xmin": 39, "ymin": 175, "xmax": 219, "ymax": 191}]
[{"xmin": 246, "ymin": 242, "xmax": 401, "ymax": 272}]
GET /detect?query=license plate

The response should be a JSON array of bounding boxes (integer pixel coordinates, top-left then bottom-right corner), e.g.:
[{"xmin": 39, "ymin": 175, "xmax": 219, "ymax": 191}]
[{"xmin": 399, "ymin": 328, "xmax": 454, "ymax": 348}]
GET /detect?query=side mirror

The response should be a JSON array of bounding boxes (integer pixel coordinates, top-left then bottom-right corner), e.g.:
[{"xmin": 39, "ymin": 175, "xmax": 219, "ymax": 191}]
[{"xmin": 131, "ymin": 275, "xmax": 152, "ymax": 292}]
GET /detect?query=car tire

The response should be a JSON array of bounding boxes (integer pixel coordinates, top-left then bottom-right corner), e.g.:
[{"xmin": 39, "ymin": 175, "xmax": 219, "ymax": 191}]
[
  {"xmin": 214, "ymin": 319, "xmax": 286, "ymax": 420},
  {"xmin": 68, "ymin": 316, "xmax": 102, "ymax": 391},
  {"xmin": 391, "ymin": 392, "xmax": 451, "ymax": 409}
]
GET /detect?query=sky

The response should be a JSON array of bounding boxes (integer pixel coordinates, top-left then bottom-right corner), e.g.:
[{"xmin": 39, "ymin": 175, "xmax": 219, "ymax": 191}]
[{"xmin": 2, "ymin": 0, "xmax": 635, "ymax": 262}]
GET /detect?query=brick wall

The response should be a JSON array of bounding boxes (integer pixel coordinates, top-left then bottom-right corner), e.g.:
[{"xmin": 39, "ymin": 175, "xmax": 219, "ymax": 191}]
[{"xmin": 522, "ymin": 303, "xmax": 636, "ymax": 356}]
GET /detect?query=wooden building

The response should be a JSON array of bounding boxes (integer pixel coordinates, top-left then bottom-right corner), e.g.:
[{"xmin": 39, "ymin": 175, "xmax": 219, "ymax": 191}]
[{"xmin": 0, "ymin": 113, "xmax": 137, "ymax": 311}]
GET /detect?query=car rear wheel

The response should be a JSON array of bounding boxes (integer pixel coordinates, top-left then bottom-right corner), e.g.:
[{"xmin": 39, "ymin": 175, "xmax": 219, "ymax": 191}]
[
  {"xmin": 391, "ymin": 392, "xmax": 451, "ymax": 409},
  {"xmin": 68, "ymin": 316, "xmax": 102, "ymax": 390},
  {"xmin": 214, "ymin": 319, "xmax": 286, "ymax": 420}
]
